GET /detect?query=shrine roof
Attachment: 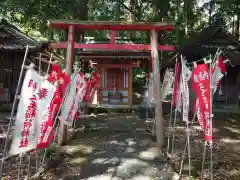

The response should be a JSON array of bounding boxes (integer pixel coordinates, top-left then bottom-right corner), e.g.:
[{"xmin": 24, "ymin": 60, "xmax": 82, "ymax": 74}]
[
  {"xmin": 47, "ymin": 20, "xmax": 175, "ymax": 31},
  {"xmin": 0, "ymin": 18, "xmax": 39, "ymax": 51},
  {"xmin": 177, "ymin": 23, "xmax": 240, "ymax": 65}
]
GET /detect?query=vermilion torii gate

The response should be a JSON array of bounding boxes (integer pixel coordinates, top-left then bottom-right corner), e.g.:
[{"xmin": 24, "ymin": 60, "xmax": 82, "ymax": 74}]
[{"xmin": 47, "ymin": 20, "xmax": 175, "ymax": 149}]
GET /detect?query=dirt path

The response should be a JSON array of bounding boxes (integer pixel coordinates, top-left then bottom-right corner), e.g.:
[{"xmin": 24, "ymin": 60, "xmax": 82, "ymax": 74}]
[{"xmin": 43, "ymin": 113, "xmax": 176, "ymax": 180}]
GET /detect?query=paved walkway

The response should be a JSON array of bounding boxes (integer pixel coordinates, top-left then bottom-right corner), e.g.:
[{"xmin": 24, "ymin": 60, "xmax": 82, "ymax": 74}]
[{"xmin": 47, "ymin": 113, "xmax": 176, "ymax": 180}]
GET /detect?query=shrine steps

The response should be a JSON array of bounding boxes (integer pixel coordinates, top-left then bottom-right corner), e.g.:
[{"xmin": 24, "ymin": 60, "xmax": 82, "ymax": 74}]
[{"xmin": 87, "ymin": 104, "xmax": 141, "ymax": 114}]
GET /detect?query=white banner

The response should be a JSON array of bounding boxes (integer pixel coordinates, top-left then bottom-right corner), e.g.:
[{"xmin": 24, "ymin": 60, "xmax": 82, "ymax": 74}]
[
  {"xmin": 176, "ymin": 60, "xmax": 191, "ymax": 113},
  {"xmin": 37, "ymin": 80, "xmax": 56, "ymax": 146},
  {"xmin": 9, "ymin": 69, "xmax": 42, "ymax": 156},
  {"xmin": 59, "ymin": 72, "xmax": 77, "ymax": 125},
  {"xmin": 212, "ymin": 66, "xmax": 224, "ymax": 94},
  {"xmin": 65, "ymin": 73, "xmax": 88, "ymax": 126},
  {"xmin": 181, "ymin": 57, "xmax": 192, "ymax": 123},
  {"xmin": 161, "ymin": 69, "xmax": 174, "ymax": 100},
  {"xmin": 176, "ymin": 80, "xmax": 182, "ymax": 112}
]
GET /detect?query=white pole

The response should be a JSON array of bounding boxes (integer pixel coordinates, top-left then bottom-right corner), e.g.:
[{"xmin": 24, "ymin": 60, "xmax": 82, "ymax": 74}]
[
  {"xmin": 209, "ymin": 55, "xmax": 214, "ymax": 180},
  {"xmin": 167, "ymin": 96, "xmax": 174, "ymax": 153},
  {"xmin": 179, "ymin": 112, "xmax": 196, "ymax": 177},
  {"xmin": 167, "ymin": 58, "xmax": 178, "ymax": 154},
  {"xmin": 0, "ymin": 46, "xmax": 29, "ymax": 179}
]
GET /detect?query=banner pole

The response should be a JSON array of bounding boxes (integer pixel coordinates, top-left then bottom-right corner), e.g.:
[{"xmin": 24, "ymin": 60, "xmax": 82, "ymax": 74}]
[
  {"xmin": 167, "ymin": 100, "xmax": 173, "ymax": 153},
  {"xmin": 0, "ymin": 46, "xmax": 29, "ymax": 179},
  {"xmin": 180, "ymin": 55, "xmax": 191, "ymax": 179},
  {"xmin": 26, "ymin": 153, "xmax": 31, "ymax": 180},
  {"xmin": 167, "ymin": 59, "xmax": 178, "ymax": 154},
  {"xmin": 187, "ymin": 123, "xmax": 191, "ymax": 178},
  {"xmin": 210, "ymin": 142, "xmax": 213, "ymax": 180},
  {"xmin": 178, "ymin": 112, "xmax": 196, "ymax": 177},
  {"xmin": 178, "ymin": 137, "xmax": 187, "ymax": 177},
  {"xmin": 17, "ymin": 154, "xmax": 23, "ymax": 180},
  {"xmin": 171, "ymin": 109, "xmax": 177, "ymax": 154},
  {"xmin": 201, "ymin": 141, "xmax": 207, "ymax": 179},
  {"xmin": 209, "ymin": 55, "xmax": 214, "ymax": 180}
]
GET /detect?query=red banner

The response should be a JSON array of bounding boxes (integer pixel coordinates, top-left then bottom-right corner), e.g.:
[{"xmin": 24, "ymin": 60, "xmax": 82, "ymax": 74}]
[
  {"xmin": 84, "ymin": 72, "xmax": 100, "ymax": 103},
  {"xmin": 192, "ymin": 64, "xmax": 212, "ymax": 142},
  {"xmin": 173, "ymin": 60, "xmax": 180, "ymax": 108},
  {"xmin": 48, "ymin": 64, "xmax": 70, "ymax": 117}
]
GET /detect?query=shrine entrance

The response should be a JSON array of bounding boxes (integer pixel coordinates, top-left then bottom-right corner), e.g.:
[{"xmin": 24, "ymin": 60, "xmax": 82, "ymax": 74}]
[
  {"xmin": 78, "ymin": 42, "xmax": 151, "ymax": 107},
  {"xmin": 47, "ymin": 20, "xmax": 176, "ymax": 108}
]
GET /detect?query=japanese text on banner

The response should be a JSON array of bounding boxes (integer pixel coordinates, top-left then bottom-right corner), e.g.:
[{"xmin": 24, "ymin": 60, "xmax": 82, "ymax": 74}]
[
  {"xmin": 66, "ymin": 72, "xmax": 88, "ymax": 126},
  {"xmin": 36, "ymin": 80, "xmax": 56, "ymax": 149},
  {"xmin": 9, "ymin": 69, "xmax": 42, "ymax": 156},
  {"xmin": 193, "ymin": 64, "xmax": 212, "ymax": 142}
]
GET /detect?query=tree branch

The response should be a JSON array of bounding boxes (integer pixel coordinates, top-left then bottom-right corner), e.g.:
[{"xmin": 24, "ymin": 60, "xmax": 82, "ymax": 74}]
[{"xmin": 117, "ymin": 0, "xmax": 140, "ymax": 20}]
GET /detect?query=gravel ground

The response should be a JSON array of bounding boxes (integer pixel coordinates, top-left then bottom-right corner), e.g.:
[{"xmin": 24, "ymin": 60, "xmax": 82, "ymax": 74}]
[
  {"xmin": 1, "ymin": 111, "xmax": 240, "ymax": 180},
  {"xmin": 41, "ymin": 113, "xmax": 176, "ymax": 180}
]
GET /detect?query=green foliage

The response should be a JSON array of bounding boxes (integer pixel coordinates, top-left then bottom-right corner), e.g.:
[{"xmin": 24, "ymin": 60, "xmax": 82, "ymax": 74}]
[
  {"xmin": 133, "ymin": 68, "xmax": 146, "ymax": 93},
  {"xmin": 45, "ymin": 143, "xmax": 58, "ymax": 161},
  {"xmin": 1, "ymin": 0, "xmax": 238, "ymax": 40},
  {"xmin": 1, "ymin": 0, "xmax": 239, "ymax": 88}
]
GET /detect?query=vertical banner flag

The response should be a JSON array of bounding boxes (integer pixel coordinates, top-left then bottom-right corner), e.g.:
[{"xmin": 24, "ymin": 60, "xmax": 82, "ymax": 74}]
[
  {"xmin": 60, "ymin": 72, "xmax": 88, "ymax": 126},
  {"xmin": 67, "ymin": 72, "xmax": 88, "ymax": 125},
  {"xmin": 192, "ymin": 65, "xmax": 205, "ymax": 130},
  {"xmin": 89, "ymin": 72, "xmax": 100, "ymax": 103},
  {"xmin": 161, "ymin": 69, "xmax": 174, "ymax": 101},
  {"xmin": 48, "ymin": 64, "xmax": 70, "ymax": 118},
  {"xmin": 181, "ymin": 57, "xmax": 192, "ymax": 122},
  {"xmin": 192, "ymin": 64, "xmax": 212, "ymax": 142},
  {"xmin": 84, "ymin": 72, "xmax": 100, "ymax": 103},
  {"xmin": 9, "ymin": 69, "xmax": 42, "ymax": 156},
  {"xmin": 212, "ymin": 55, "xmax": 226, "ymax": 94},
  {"xmin": 173, "ymin": 58, "xmax": 180, "ymax": 108},
  {"xmin": 59, "ymin": 72, "xmax": 78, "ymax": 125},
  {"xmin": 36, "ymin": 80, "xmax": 56, "ymax": 149}
]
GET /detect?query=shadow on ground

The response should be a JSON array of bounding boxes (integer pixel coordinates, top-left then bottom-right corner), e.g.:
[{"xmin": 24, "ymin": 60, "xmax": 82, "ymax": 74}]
[
  {"xmin": 167, "ymin": 114, "xmax": 240, "ymax": 180},
  {"xmin": 44, "ymin": 113, "xmax": 175, "ymax": 180}
]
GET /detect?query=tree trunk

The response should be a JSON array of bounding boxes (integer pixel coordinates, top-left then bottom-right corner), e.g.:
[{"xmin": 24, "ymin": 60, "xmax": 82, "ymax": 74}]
[
  {"xmin": 232, "ymin": 15, "xmax": 235, "ymax": 35},
  {"xmin": 184, "ymin": 0, "xmax": 189, "ymax": 36},
  {"xmin": 129, "ymin": 0, "xmax": 137, "ymax": 38},
  {"xmin": 58, "ymin": 0, "xmax": 89, "ymax": 146},
  {"xmin": 151, "ymin": 3, "xmax": 164, "ymax": 154},
  {"xmin": 235, "ymin": 10, "xmax": 240, "ymax": 40}
]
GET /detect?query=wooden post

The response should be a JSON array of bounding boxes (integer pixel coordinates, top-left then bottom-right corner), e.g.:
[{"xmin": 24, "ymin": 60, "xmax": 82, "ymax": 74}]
[
  {"xmin": 59, "ymin": 25, "xmax": 75, "ymax": 146},
  {"xmin": 128, "ymin": 68, "xmax": 133, "ymax": 105},
  {"xmin": 110, "ymin": 30, "xmax": 117, "ymax": 44},
  {"xmin": 150, "ymin": 29, "xmax": 164, "ymax": 153}
]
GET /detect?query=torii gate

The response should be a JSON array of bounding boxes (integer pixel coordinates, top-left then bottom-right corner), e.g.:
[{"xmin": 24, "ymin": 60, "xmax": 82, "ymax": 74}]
[{"xmin": 47, "ymin": 20, "xmax": 175, "ymax": 149}]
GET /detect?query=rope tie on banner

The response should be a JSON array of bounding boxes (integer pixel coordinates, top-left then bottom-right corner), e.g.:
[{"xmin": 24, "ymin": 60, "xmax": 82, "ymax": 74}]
[{"xmin": 185, "ymin": 55, "xmax": 211, "ymax": 66}]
